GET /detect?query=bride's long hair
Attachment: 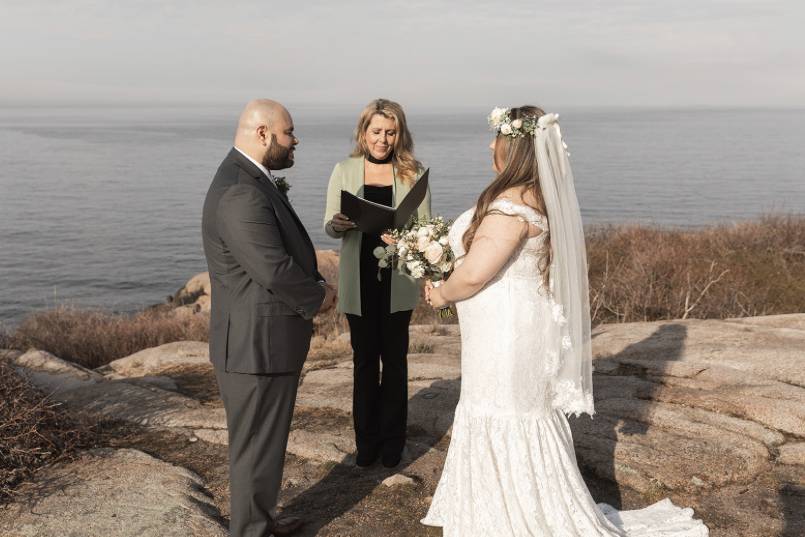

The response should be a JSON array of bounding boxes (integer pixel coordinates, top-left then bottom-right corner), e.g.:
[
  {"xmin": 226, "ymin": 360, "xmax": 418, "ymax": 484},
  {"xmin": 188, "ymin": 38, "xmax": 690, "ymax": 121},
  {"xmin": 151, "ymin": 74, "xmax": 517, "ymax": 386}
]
[{"xmin": 462, "ymin": 105, "xmax": 552, "ymax": 287}]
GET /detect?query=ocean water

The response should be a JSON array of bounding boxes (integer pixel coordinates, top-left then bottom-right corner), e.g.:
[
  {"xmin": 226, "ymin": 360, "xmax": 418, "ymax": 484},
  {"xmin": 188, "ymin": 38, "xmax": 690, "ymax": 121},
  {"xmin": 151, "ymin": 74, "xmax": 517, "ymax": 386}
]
[{"xmin": 1, "ymin": 106, "xmax": 803, "ymax": 324}]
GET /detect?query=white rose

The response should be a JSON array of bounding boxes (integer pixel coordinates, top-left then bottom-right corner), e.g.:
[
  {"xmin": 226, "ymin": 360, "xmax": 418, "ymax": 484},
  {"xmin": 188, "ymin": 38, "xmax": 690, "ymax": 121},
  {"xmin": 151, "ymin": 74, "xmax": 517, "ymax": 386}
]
[
  {"xmin": 438, "ymin": 236, "xmax": 449, "ymax": 246},
  {"xmin": 490, "ymin": 107, "xmax": 507, "ymax": 124},
  {"xmin": 511, "ymin": 119, "xmax": 523, "ymax": 129},
  {"xmin": 500, "ymin": 124, "xmax": 512, "ymax": 135},
  {"xmin": 417, "ymin": 235, "xmax": 430, "ymax": 252},
  {"xmin": 373, "ymin": 246, "xmax": 386, "ymax": 259},
  {"xmin": 398, "ymin": 244, "xmax": 408, "ymax": 258},
  {"xmin": 407, "ymin": 260, "xmax": 424, "ymax": 278},
  {"xmin": 424, "ymin": 242, "xmax": 444, "ymax": 265},
  {"xmin": 417, "ymin": 226, "xmax": 430, "ymax": 237}
]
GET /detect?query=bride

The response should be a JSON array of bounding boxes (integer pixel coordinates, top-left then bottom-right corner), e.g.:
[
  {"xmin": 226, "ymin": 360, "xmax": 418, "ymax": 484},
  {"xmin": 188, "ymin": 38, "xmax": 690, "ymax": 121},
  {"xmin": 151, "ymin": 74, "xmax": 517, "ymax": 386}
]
[{"xmin": 421, "ymin": 106, "xmax": 708, "ymax": 536}]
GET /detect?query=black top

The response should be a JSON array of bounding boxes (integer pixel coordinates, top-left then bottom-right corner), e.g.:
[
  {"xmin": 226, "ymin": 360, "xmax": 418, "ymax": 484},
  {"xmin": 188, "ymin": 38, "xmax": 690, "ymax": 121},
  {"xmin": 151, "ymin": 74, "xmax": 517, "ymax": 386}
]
[{"xmin": 359, "ymin": 185, "xmax": 393, "ymax": 293}]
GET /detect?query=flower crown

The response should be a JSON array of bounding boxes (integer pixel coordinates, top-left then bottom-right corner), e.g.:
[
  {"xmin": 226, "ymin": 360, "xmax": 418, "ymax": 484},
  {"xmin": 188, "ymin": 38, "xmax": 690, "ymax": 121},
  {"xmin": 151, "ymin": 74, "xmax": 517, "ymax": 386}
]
[{"xmin": 488, "ymin": 107, "xmax": 562, "ymax": 138}]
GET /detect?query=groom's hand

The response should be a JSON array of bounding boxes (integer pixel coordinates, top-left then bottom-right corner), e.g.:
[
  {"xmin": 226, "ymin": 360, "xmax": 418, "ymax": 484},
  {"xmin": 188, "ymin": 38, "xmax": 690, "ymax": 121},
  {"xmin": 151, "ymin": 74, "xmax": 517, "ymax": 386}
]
[{"xmin": 318, "ymin": 283, "xmax": 337, "ymax": 313}]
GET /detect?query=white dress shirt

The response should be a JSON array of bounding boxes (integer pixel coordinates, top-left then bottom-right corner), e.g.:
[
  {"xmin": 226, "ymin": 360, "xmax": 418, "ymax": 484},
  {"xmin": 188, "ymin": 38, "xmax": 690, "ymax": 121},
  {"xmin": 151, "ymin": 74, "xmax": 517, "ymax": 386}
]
[{"xmin": 234, "ymin": 146, "xmax": 276, "ymax": 186}]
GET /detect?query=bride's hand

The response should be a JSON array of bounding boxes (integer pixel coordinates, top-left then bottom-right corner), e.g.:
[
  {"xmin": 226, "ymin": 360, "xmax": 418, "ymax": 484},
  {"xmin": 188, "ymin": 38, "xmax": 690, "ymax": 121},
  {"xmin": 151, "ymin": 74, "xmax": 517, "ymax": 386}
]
[
  {"xmin": 381, "ymin": 233, "xmax": 397, "ymax": 245},
  {"xmin": 427, "ymin": 283, "xmax": 449, "ymax": 309}
]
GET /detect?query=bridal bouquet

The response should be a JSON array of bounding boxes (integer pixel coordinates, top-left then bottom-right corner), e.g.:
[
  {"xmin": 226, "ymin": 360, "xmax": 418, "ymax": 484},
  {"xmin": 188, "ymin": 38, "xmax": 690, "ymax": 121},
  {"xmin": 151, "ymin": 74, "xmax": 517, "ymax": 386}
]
[{"xmin": 374, "ymin": 216, "xmax": 455, "ymax": 317}]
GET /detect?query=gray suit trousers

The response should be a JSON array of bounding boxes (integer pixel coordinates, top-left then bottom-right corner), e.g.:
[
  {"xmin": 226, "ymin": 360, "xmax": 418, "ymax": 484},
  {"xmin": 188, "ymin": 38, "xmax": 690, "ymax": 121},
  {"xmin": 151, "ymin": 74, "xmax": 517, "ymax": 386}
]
[{"xmin": 215, "ymin": 369, "xmax": 299, "ymax": 537}]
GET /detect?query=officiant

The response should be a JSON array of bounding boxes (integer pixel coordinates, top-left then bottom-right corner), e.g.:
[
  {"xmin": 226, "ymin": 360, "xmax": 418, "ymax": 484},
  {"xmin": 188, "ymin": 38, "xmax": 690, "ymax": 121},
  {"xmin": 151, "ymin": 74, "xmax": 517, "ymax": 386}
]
[{"xmin": 323, "ymin": 98, "xmax": 431, "ymax": 468}]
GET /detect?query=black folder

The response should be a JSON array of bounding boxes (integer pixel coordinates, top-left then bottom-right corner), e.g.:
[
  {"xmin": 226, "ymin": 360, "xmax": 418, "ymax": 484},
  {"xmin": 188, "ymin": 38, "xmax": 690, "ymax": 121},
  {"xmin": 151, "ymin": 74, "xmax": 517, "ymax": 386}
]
[{"xmin": 340, "ymin": 168, "xmax": 429, "ymax": 235}]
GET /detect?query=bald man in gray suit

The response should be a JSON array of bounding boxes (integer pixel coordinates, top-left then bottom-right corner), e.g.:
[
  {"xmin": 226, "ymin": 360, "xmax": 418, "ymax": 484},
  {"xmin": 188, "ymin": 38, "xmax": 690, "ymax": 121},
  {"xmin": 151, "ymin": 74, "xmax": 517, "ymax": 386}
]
[{"xmin": 202, "ymin": 100, "xmax": 335, "ymax": 537}]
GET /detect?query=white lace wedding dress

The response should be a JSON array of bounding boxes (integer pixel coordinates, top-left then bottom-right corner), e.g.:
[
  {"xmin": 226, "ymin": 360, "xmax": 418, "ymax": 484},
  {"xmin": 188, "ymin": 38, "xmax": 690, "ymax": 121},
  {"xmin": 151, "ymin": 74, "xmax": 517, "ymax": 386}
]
[{"xmin": 421, "ymin": 199, "xmax": 708, "ymax": 537}]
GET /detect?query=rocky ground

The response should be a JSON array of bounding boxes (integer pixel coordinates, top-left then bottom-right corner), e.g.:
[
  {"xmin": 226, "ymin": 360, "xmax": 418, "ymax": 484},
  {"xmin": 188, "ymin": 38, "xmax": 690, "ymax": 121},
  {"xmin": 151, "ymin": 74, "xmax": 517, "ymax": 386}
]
[{"xmin": 1, "ymin": 314, "xmax": 803, "ymax": 536}]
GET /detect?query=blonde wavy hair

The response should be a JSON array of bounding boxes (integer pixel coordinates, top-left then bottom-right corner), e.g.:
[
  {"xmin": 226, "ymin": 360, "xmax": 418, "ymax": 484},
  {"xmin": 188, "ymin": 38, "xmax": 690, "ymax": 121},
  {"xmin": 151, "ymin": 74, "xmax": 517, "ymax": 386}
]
[{"xmin": 351, "ymin": 98, "xmax": 422, "ymax": 185}]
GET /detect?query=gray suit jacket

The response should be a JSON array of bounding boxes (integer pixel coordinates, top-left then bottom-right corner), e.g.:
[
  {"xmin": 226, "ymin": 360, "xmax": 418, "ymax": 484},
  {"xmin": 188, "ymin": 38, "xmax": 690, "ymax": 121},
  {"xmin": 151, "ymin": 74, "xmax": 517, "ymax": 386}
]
[{"xmin": 202, "ymin": 148, "xmax": 325, "ymax": 374}]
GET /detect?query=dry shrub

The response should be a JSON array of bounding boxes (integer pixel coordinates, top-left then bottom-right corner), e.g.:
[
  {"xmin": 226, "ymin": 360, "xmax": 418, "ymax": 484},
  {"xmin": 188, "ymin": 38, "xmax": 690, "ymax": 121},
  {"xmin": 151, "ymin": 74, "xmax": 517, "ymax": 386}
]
[
  {"xmin": 0, "ymin": 329, "xmax": 14, "ymax": 351},
  {"xmin": 4, "ymin": 217, "xmax": 802, "ymax": 368},
  {"xmin": 0, "ymin": 359, "xmax": 98, "ymax": 501},
  {"xmin": 312, "ymin": 307, "xmax": 349, "ymax": 339},
  {"xmin": 308, "ymin": 333, "xmax": 352, "ymax": 362},
  {"xmin": 9, "ymin": 306, "xmax": 209, "ymax": 369},
  {"xmin": 587, "ymin": 215, "xmax": 805, "ymax": 323},
  {"xmin": 410, "ymin": 340, "xmax": 435, "ymax": 353}
]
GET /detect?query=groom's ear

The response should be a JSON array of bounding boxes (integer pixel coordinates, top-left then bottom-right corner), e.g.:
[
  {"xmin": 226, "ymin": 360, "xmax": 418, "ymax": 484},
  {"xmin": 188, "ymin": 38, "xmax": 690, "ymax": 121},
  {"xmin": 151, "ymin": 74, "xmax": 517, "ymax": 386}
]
[{"xmin": 256, "ymin": 125, "xmax": 269, "ymax": 146}]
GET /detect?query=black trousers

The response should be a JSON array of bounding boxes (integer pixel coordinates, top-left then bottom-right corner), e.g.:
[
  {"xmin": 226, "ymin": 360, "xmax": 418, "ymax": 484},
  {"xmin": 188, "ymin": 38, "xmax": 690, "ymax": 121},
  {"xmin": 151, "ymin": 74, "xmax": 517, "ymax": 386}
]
[
  {"xmin": 215, "ymin": 369, "xmax": 299, "ymax": 537},
  {"xmin": 345, "ymin": 308, "xmax": 412, "ymax": 458}
]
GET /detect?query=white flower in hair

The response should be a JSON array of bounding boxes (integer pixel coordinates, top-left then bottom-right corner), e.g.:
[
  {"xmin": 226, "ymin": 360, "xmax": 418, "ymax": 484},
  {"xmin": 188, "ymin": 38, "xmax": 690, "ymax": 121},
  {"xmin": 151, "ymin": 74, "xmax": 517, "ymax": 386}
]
[
  {"xmin": 488, "ymin": 106, "xmax": 539, "ymax": 138},
  {"xmin": 489, "ymin": 107, "xmax": 508, "ymax": 124}
]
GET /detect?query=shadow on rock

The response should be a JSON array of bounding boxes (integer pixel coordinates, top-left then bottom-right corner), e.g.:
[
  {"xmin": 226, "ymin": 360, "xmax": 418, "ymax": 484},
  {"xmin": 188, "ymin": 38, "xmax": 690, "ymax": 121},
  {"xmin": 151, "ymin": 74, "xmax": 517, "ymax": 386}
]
[
  {"xmin": 572, "ymin": 323, "xmax": 688, "ymax": 509},
  {"xmin": 780, "ymin": 482, "xmax": 805, "ymax": 537},
  {"xmin": 284, "ymin": 378, "xmax": 458, "ymax": 535}
]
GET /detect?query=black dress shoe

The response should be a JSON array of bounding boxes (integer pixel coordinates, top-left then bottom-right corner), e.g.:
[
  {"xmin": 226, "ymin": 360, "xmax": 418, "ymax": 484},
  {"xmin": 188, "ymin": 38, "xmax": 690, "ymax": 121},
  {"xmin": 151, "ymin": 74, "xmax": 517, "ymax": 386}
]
[
  {"xmin": 381, "ymin": 452, "xmax": 402, "ymax": 468},
  {"xmin": 355, "ymin": 449, "xmax": 379, "ymax": 467},
  {"xmin": 269, "ymin": 515, "xmax": 304, "ymax": 536}
]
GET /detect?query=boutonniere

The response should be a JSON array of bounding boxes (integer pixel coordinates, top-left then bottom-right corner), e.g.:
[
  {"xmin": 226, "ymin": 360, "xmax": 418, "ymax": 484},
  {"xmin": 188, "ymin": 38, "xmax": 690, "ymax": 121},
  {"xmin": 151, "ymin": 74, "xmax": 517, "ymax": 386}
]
[{"xmin": 274, "ymin": 176, "xmax": 291, "ymax": 197}]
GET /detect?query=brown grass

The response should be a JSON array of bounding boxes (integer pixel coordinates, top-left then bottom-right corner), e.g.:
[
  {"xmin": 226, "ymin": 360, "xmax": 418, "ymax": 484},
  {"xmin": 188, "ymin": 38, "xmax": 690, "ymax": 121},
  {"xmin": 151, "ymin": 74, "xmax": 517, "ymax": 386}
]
[
  {"xmin": 2, "ymin": 216, "xmax": 802, "ymax": 367},
  {"xmin": 586, "ymin": 216, "xmax": 805, "ymax": 323},
  {"xmin": 410, "ymin": 340, "xmax": 435, "ymax": 353},
  {"xmin": 4, "ymin": 306, "xmax": 209, "ymax": 369},
  {"xmin": 0, "ymin": 358, "xmax": 99, "ymax": 501}
]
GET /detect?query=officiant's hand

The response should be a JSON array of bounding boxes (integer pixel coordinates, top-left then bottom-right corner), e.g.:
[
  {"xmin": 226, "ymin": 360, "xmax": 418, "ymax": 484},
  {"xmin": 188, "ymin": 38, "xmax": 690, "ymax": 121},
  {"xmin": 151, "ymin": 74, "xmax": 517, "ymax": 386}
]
[{"xmin": 330, "ymin": 213, "xmax": 357, "ymax": 233}]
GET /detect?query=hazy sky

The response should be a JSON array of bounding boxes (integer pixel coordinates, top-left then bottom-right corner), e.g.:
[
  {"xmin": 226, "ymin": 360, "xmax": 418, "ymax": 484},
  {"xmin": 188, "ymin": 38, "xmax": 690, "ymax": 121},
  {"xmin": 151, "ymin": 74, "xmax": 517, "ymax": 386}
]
[{"xmin": 1, "ymin": 0, "xmax": 803, "ymax": 108}]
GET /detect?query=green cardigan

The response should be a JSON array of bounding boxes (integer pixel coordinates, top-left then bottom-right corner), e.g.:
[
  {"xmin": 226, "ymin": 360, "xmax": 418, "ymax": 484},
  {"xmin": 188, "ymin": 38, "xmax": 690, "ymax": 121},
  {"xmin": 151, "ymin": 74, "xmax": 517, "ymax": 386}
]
[{"xmin": 323, "ymin": 156, "xmax": 432, "ymax": 316}]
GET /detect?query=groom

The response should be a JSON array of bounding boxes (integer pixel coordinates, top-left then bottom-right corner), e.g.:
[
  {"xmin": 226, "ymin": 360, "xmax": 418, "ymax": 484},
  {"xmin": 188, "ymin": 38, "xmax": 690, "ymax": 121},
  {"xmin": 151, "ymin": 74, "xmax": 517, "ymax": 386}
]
[{"xmin": 202, "ymin": 99, "xmax": 335, "ymax": 537}]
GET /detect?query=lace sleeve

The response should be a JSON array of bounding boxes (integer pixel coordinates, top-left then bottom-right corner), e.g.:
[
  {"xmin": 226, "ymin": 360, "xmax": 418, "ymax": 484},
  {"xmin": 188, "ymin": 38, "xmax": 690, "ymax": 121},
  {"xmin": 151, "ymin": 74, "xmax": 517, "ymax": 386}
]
[
  {"xmin": 439, "ymin": 212, "xmax": 528, "ymax": 303},
  {"xmin": 488, "ymin": 199, "xmax": 547, "ymax": 230}
]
